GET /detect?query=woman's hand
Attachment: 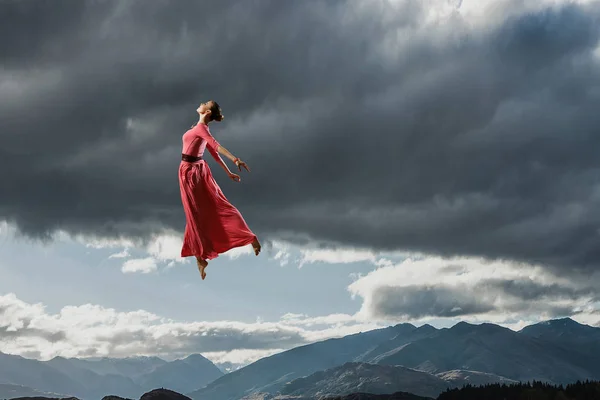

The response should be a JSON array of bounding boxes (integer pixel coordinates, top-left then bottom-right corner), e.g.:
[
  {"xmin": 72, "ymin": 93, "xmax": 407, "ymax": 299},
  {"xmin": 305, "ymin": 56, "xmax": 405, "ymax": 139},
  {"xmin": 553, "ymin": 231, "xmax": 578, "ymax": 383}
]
[
  {"xmin": 228, "ymin": 172, "xmax": 241, "ymax": 182},
  {"xmin": 235, "ymin": 158, "xmax": 251, "ymax": 172}
]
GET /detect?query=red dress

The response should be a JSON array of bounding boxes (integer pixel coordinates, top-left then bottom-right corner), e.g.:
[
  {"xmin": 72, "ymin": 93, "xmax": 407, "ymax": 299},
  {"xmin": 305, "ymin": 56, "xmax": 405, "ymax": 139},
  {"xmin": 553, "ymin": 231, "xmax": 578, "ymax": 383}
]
[{"xmin": 179, "ymin": 123, "xmax": 256, "ymax": 260}]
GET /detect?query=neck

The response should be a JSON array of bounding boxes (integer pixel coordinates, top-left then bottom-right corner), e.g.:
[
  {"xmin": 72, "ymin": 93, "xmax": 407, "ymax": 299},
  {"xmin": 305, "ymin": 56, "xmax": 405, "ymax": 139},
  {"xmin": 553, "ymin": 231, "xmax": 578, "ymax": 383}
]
[{"xmin": 198, "ymin": 115, "xmax": 210, "ymax": 125}]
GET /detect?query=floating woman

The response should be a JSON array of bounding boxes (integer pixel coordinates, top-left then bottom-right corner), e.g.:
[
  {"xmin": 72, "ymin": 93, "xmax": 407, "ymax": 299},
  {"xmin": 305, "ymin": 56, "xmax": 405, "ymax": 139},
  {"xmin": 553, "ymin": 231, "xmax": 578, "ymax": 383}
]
[{"xmin": 179, "ymin": 100, "xmax": 261, "ymax": 280}]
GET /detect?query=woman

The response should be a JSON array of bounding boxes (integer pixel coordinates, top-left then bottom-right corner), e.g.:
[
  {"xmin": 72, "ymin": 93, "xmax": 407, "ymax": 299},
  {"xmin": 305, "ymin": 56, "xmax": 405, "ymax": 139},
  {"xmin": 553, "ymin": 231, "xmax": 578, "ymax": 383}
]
[{"xmin": 179, "ymin": 100, "xmax": 261, "ymax": 280}]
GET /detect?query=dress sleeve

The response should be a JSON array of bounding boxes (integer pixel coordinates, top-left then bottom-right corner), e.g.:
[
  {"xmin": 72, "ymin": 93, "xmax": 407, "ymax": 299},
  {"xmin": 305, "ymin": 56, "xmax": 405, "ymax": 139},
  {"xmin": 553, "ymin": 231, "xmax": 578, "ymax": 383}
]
[
  {"xmin": 197, "ymin": 124, "xmax": 224, "ymax": 163},
  {"xmin": 196, "ymin": 124, "xmax": 221, "ymax": 152}
]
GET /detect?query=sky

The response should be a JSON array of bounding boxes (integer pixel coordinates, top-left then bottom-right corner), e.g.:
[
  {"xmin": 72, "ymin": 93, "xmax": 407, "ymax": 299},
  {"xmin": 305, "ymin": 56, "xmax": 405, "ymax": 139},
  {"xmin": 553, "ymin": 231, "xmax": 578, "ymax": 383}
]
[{"xmin": 2, "ymin": 0, "xmax": 600, "ymax": 369}]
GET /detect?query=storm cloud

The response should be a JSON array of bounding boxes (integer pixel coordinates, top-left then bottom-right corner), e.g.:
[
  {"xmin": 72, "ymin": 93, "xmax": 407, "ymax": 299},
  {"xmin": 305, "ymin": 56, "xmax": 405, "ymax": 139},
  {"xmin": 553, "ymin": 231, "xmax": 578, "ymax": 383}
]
[
  {"xmin": 2, "ymin": 0, "xmax": 600, "ymax": 276},
  {"xmin": 367, "ymin": 280, "xmax": 596, "ymax": 320},
  {"xmin": 371, "ymin": 284, "xmax": 496, "ymax": 319},
  {"xmin": 349, "ymin": 256, "xmax": 600, "ymax": 321}
]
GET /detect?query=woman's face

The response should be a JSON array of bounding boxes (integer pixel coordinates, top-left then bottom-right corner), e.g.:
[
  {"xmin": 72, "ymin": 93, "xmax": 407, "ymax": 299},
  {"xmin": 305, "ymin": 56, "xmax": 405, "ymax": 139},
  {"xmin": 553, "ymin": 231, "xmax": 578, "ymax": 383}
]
[{"xmin": 197, "ymin": 101, "xmax": 212, "ymax": 115}]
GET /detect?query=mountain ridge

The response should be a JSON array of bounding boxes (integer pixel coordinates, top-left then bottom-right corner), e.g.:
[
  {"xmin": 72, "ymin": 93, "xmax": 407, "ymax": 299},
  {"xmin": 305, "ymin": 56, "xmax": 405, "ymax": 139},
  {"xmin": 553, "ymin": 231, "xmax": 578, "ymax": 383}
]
[
  {"xmin": 2, "ymin": 318, "xmax": 599, "ymax": 400},
  {"xmin": 0, "ymin": 353, "xmax": 222, "ymax": 400},
  {"xmin": 279, "ymin": 362, "xmax": 451, "ymax": 399},
  {"xmin": 187, "ymin": 318, "xmax": 600, "ymax": 400}
]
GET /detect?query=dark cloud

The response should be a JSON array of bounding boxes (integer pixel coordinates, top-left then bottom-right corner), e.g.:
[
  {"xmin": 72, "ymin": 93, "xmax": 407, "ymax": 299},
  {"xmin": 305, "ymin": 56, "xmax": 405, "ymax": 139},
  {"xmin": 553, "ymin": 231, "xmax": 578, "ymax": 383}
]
[
  {"xmin": 0, "ymin": 326, "xmax": 67, "ymax": 344},
  {"xmin": 168, "ymin": 326, "xmax": 306, "ymax": 352},
  {"xmin": 96, "ymin": 325, "xmax": 306, "ymax": 354},
  {"xmin": 480, "ymin": 278, "xmax": 599, "ymax": 302},
  {"xmin": 2, "ymin": 0, "xmax": 600, "ymax": 276},
  {"xmin": 371, "ymin": 285, "xmax": 495, "ymax": 319},
  {"xmin": 367, "ymin": 278, "xmax": 596, "ymax": 319}
]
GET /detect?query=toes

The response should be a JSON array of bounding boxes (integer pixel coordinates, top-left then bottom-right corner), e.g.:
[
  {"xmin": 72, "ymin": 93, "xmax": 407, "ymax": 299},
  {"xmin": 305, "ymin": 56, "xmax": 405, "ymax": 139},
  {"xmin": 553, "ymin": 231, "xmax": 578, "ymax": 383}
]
[{"xmin": 252, "ymin": 239, "xmax": 262, "ymax": 256}]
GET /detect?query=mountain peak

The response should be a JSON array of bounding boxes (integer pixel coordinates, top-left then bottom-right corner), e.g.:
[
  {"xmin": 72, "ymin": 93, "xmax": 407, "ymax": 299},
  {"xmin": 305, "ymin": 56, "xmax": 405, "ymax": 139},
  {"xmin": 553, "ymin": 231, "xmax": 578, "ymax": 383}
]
[
  {"xmin": 182, "ymin": 354, "xmax": 208, "ymax": 361},
  {"xmin": 521, "ymin": 317, "xmax": 595, "ymax": 331},
  {"xmin": 519, "ymin": 317, "xmax": 600, "ymax": 340},
  {"xmin": 392, "ymin": 322, "xmax": 417, "ymax": 329},
  {"xmin": 449, "ymin": 321, "xmax": 475, "ymax": 332},
  {"xmin": 415, "ymin": 323, "xmax": 437, "ymax": 332},
  {"xmin": 448, "ymin": 321, "xmax": 511, "ymax": 336},
  {"xmin": 543, "ymin": 317, "xmax": 581, "ymax": 326}
]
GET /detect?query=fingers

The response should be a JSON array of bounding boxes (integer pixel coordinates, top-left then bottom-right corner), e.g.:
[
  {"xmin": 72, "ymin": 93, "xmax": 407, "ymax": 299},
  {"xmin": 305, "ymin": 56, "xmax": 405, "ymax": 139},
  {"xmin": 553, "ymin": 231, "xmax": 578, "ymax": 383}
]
[
  {"xmin": 235, "ymin": 160, "xmax": 251, "ymax": 173},
  {"xmin": 238, "ymin": 164, "xmax": 249, "ymax": 172}
]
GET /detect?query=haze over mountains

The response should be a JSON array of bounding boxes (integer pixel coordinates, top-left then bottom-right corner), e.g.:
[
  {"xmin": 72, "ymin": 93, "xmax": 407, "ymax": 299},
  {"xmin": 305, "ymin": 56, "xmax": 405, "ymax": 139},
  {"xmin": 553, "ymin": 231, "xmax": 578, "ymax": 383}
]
[
  {"xmin": 0, "ymin": 384, "xmax": 71, "ymax": 400},
  {"xmin": 1, "ymin": 318, "xmax": 599, "ymax": 400},
  {"xmin": 0, "ymin": 353, "xmax": 222, "ymax": 400}
]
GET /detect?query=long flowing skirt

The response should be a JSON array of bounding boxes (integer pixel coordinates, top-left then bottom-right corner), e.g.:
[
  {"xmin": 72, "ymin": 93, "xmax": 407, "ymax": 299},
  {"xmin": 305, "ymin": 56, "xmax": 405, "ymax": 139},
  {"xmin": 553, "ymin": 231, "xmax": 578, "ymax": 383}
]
[{"xmin": 179, "ymin": 160, "xmax": 256, "ymax": 260}]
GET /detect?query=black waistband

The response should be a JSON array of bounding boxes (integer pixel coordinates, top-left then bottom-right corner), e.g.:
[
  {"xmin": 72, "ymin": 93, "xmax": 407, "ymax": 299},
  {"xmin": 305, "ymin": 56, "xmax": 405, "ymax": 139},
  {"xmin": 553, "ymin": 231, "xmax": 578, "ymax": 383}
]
[{"xmin": 182, "ymin": 154, "xmax": 203, "ymax": 162}]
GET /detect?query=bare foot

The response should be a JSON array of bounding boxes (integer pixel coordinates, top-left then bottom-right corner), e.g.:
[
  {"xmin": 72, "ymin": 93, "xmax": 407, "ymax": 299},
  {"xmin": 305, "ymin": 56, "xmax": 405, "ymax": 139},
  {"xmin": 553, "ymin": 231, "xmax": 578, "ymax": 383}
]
[
  {"xmin": 251, "ymin": 237, "xmax": 261, "ymax": 256},
  {"xmin": 195, "ymin": 257, "xmax": 208, "ymax": 280}
]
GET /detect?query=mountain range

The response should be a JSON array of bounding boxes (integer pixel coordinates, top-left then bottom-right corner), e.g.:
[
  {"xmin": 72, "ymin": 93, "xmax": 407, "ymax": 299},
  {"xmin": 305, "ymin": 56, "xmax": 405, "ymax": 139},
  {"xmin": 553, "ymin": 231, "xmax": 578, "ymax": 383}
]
[
  {"xmin": 187, "ymin": 318, "xmax": 600, "ymax": 400},
  {"xmin": 0, "ymin": 353, "xmax": 222, "ymax": 400},
  {"xmin": 1, "ymin": 318, "xmax": 599, "ymax": 400}
]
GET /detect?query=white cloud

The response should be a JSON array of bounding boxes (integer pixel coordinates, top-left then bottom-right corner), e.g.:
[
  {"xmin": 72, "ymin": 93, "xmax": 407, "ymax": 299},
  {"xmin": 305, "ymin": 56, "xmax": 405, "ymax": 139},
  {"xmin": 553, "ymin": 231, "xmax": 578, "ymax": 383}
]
[
  {"xmin": 67, "ymin": 230, "xmax": 189, "ymax": 273},
  {"xmin": 121, "ymin": 258, "xmax": 157, "ymax": 274},
  {"xmin": 222, "ymin": 239, "xmax": 293, "ymax": 266},
  {"xmin": 138, "ymin": 236, "xmax": 385, "ymax": 269},
  {"xmin": 223, "ymin": 244, "xmax": 253, "ymax": 259},
  {"xmin": 109, "ymin": 248, "xmax": 130, "ymax": 259},
  {"xmin": 67, "ymin": 229, "xmax": 407, "ymax": 273},
  {"xmin": 203, "ymin": 348, "xmax": 286, "ymax": 367},
  {"xmin": 280, "ymin": 313, "xmax": 358, "ymax": 327},
  {"xmin": 0, "ymin": 293, "xmax": 47, "ymax": 332},
  {"xmin": 298, "ymin": 248, "xmax": 378, "ymax": 268},
  {"xmin": 0, "ymin": 221, "xmax": 8, "ymax": 234},
  {"xmin": 218, "ymin": 238, "xmax": 403, "ymax": 269},
  {"xmin": 302, "ymin": 322, "xmax": 392, "ymax": 343},
  {"xmin": 348, "ymin": 255, "xmax": 600, "ymax": 324},
  {"xmin": 264, "ymin": 239, "xmax": 402, "ymax": 269},
  {"xmin": 280, "ymin": 313, "xmax": 308, "ymax": 321},
  {"xmin": 0, "ymin": 293, "xmax": 382, "ymax": 364},
  {"xmin": 79, "ymin": 235, "xmax": 137, "ymax": 250},
  {"xmin": 71, "ymin": 230, "xmax": 274, "ymax": 272},
  {"xmin": 395, "ymin": 0, "xmax": 596, "ymax": 32},
  {"xmin": 271, "ymin": 240, "xmax": 292, "ymax": 267},
  {"xmin": 145, "ymin": 232, "xmax": 186, "ymax": 264}
]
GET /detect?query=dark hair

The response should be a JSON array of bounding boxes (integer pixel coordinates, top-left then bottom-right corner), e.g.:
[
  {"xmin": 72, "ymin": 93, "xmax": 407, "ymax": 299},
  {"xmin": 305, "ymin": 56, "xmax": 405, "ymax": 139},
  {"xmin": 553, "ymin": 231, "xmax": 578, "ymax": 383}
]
[{"xmin": 209, "ymin": 100, "xmax": 224, "ymax": 122}]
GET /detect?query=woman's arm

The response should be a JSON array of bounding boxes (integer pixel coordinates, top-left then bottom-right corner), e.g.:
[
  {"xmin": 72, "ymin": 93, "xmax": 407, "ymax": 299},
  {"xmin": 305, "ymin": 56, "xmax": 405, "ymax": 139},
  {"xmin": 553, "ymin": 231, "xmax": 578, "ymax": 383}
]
[
  {"xmin": 218, "ymin": 145, "xmax": 250, "ymax": 172},
  {"xmin": 195, "ymin": 124, "xmax": 249, "ymax": 175},
  {"xmin": 206, "ymin": 146, "xmax": 234, "ymax": 175},
  {"xmin": 216, "ymin": 144, "xmax": 237, "ymax": 163}
]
